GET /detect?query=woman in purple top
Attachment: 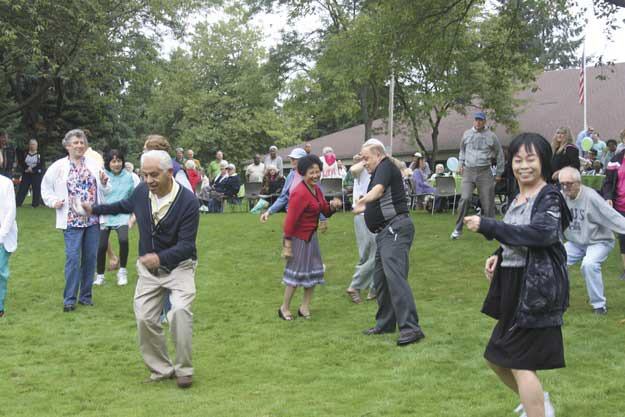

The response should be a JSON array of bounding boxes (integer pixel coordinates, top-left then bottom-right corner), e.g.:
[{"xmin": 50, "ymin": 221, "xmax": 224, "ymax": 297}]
[{"xmin": 412, "ymin": 156, "xmax": 436, "ymax": 195}]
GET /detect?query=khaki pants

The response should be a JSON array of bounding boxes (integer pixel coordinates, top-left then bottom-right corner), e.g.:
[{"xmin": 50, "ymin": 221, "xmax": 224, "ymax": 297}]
[{"xmin": 135, "ymin": 259, "xmax": 196, "ymax": 379}]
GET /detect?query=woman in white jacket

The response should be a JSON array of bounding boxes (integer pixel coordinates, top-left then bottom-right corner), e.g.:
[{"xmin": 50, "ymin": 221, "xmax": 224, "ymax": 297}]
[
  {"xmin": 0, "ymin": 151, "xmax": 17, "ymax": 318},
  {"xmin": 41, "ymin": 129, "xmax": 109, "ymax": 312}
]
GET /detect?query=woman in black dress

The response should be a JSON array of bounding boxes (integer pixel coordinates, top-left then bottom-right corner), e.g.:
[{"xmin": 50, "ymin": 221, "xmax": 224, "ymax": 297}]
[
  {"xmin": 464, "ymin": 133, "xmax": 571, "ymax": 417},
  {"xmin": 550, "ymin": 127, "xmax": 580, "ymax": 183},
  {"xmin": 16, "ymin": 139, "xmax": 45, "ymax": 207}
]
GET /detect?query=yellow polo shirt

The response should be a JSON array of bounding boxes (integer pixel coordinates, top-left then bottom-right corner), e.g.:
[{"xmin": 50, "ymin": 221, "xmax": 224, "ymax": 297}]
[{"xmin": 149, "ymin": 179, "xmax": 180, "ymax": 224}]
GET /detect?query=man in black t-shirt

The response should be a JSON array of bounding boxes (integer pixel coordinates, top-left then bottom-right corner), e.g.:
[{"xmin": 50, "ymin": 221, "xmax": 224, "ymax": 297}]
[{"xmin": 353, "ymin": 139, "xmax": 425, "ymax": 346}]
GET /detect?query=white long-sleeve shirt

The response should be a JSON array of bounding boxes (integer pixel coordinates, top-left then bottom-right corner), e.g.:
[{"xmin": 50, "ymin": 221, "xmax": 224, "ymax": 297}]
[
  {"xmin": 41, "ymin": 156, "xmax": 110, "ymax": 229},
  {"xmin": 0, "ymin": 175, "xmax": 17, "ymax": 252}
]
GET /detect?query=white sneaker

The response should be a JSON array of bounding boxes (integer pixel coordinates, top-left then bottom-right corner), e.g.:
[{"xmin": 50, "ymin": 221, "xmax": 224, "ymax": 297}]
[
  {"xmin": 94, "ymin": 274, "xmax": 105, "ymax": 286},
  {"xmin": 450, "ymin": 229, "xmax": 462, "ymax": 240},
  {"xmin": 544, "ymin": 392, "xmax": 555, "ymax": 417},
  {"xmin": 117, "ymin": 268, "xmax": 128, "ymax": 286},
  {"xmin": 514, "ymin": 392, "xmax": 555, "ymax": 417}
]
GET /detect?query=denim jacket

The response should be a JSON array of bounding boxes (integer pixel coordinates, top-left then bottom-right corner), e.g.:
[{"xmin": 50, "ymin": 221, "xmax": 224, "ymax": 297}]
[{"xmin": 478, "ymin": 184, "xmax": 572, "ymax": 328}]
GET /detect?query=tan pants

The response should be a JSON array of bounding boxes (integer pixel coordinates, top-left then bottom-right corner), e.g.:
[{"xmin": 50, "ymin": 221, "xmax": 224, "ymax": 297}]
[{"xmin": 134, "ymin": 259, "xmax": 196, "ymax": 379}]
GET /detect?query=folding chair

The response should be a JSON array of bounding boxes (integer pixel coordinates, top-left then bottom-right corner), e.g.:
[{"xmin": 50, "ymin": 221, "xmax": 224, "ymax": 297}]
[
  {"xmin": 432, "ymin": 176, "xmax": 457, "ymax": 215},
  {"xmin": 403, "ymin": 176, "xmax": 432, "ymax": 210},
  {"xmin": 319, "ymin": 178, "xmax": 345, "ymax": 212},
  {"xmin": 244, "ymin": 182, "xmax": 262, "ymax": 211}
]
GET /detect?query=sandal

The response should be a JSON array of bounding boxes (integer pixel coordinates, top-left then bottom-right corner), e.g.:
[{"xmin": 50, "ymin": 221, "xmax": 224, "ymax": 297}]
[
  {"xmin": 298, "ymin": 308, "xmax": 311, "ymax": 319},
  {"xmin": 346, "ymin": 289, "xmax": 362, "ymax": 304},
  {"xmin": 278, "ymin": 308, "xmax": 293, "ymax": 321}
]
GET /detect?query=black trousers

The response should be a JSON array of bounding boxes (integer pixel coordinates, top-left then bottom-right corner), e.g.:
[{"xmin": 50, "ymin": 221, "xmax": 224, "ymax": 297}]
[
  {"xmin": 16, "ymin": 173, "xmax": 42, "ymax": 207},
  {"xmin": 97, "ymin": 226, "xmax": 129, "ymax": 274},
  {"xmin": 373, "ymin": 215, "xmax": 421, "ymax": 333}
]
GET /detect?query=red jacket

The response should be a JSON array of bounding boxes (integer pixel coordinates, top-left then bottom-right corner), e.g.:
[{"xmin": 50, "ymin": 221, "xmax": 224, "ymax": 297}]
[
  {"xmin": 187, "ymin": 168, "xmax": 201, "ymax": 192},
  {"xmin": 283, "ymin": 181, "xmax": 333, "ymax": 241}
]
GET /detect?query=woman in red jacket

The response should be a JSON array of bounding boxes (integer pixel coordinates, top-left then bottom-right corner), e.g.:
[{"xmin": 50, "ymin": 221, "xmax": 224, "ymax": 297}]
[
  {"xmin": 185, "ymin": 160, "xmax": 201, "ymax": 193},
  {"xmin": 279, "ymin": 155, "xmax": 342, "ymax": 320}
]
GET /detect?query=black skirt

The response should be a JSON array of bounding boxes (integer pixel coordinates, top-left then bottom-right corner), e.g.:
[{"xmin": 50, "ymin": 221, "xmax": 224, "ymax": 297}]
[{"xmin": 484, "ymin": 267, "xmax": 565, "ymax": 370}]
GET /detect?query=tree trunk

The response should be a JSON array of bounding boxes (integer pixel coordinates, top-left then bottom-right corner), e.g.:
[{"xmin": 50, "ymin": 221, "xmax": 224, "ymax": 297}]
[
  {"xmin": 431, "ymin": 124, "xmax": 439, "ymax": 161},
  {"xmin": 395, "ymin": 80, "xmax": 428, "ymax": 154},
  {"xmin": 358, "ymin": 85, "xmax": 371, "ymax": 141}
]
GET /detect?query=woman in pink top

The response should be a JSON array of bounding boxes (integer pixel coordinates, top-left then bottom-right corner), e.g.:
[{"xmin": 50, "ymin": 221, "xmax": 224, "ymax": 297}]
[{"xmin": 602, "ymin": 145, "xmax": 625, "ymax": 280}]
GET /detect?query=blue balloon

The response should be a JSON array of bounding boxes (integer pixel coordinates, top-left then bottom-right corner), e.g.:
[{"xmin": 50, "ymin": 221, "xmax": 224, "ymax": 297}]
[{"xmin": 447, "ymin": 157, "xmax": 459, "ymax": 172}]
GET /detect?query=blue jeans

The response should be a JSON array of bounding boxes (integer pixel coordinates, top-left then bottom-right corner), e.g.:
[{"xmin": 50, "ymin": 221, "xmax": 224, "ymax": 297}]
[
  {"xmin": 0, "ymin": 244, "xmax": 11, "ymax": 311},
  {"xmin": 565, "ymin": 240, "xmax": 614, "ymax": 309},
  {"xmin": 63, "ymin": 225, "xmax": 100, "ymax": 306}
]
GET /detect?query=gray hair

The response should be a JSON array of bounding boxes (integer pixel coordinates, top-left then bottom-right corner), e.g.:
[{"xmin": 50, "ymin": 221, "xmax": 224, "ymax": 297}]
[
  {"xmin": 362, "ymin": 138, "xmax": 386, "ymax": 156},
  {"xmin": 141, "ymin": 150, "xmax": 173, "ymax": 171},
  {"xmin": 322, "ymin": 146, "xmax": 333, "ymax": 155},
  {"xmin": 175, "ymin": 147, "xmax": 184, "ymax": 153},
  {"xmin": 185, "ymin": 159, "xmax": 196, "ymax": 170},
  {"xmin": 558, "ymin": 167, "xmax": 581, "ymax": 183},
  {"xmin": 63, "ymin": 129, "xmax": 88, "ymax": 147}
]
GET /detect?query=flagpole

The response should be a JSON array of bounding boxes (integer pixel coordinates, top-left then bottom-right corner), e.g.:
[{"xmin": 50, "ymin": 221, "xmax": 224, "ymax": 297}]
[
  {"xmin": 388, "ymin": 70, "xmax": 395, "ymax": 156},
  {"xmin": 583, "ymin": 39, "xmax": 587, "ymax": 132}
]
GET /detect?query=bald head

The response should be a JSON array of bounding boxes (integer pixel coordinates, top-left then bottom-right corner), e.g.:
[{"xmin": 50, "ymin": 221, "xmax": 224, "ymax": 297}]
[{"xmin": 559, "ymin": 167, "xmax": 581, "ymax": 199}]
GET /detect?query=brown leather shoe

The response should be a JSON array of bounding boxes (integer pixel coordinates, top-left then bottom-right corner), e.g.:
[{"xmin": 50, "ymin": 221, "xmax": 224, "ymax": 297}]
[{"xmin": 176, "ymin": 375, "xmax": 192, "ymax": 389}]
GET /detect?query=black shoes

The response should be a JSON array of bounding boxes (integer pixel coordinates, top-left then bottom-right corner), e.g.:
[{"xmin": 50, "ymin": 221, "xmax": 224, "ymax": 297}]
[
  {"xmin": 64, "ymin": 301, "xmax": 93, "ymax": 312},
  {"xmin": 176, "ymin": 375, "xmax": 193, "ymax": 389},
  {"xmin": 363, "ymin": 327, "xmax": 392, "ymax": 335},
  {"xmin": 593, "ymin": 306, "xmax": 607, "ymax": 315},
  {"xmin": 397, "ymin": 329, "xmax": 426, "ymax": 346}
]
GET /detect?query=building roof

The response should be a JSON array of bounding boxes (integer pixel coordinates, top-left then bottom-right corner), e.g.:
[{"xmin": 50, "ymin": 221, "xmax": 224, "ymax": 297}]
[{"xmin": 278, "ymin": 62, "xmax": 625, "ymax": 161}]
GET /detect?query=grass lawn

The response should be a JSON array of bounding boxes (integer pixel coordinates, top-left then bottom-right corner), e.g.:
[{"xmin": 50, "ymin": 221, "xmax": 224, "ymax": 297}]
[{"xmin": 1, "ymin": 205, "xmax": 624, "ymax": 417}]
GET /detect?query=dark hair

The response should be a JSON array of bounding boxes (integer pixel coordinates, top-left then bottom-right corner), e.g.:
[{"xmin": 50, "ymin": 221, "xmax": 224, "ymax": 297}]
[
  {"xmin": 105, "ymin": 149, "xmax": 126, "ymax": 172},
  {"xmin": 507, "ymin": 133, "xmax": 552, "ymax": 181},
  {"xmin": 297, "ymin": 154, "xmax": 323, "ymax": 176},
  {"xmin": 607, "ymin": 139, "xmax": 617, "ymax": 147}
]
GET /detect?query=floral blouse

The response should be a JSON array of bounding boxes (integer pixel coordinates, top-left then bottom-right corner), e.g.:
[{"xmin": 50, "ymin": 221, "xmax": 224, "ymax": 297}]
[{"xmin": 66, "ymin": 157, "xmax": 99, "ymax": 228}]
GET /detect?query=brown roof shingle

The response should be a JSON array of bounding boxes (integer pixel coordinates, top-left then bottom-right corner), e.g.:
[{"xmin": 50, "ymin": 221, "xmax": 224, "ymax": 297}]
[{"xmin": 278, "ymin": 63, "xmax": 625, "ymax": 160}]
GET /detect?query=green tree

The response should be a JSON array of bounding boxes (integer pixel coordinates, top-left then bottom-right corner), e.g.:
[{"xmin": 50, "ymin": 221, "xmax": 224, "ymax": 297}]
[
  {"xmin": 146, "ymin": 9, "xmax": 295, "ymax": 166},
  {"xmin": 0, "ymin": 0, "xmax": 205, "ymax": 154}
]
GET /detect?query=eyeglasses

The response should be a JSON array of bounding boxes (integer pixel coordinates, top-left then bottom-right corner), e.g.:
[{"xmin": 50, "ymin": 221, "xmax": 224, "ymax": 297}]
[{"xmin": 560, "ymin": 181, "xmax": 579, "ymax": 188}]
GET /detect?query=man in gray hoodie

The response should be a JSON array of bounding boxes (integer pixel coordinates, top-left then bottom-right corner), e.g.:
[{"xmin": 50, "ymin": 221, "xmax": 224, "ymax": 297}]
[{"xmin": 559, "ymin": 167, "xmax": 625, "ymax": 315}]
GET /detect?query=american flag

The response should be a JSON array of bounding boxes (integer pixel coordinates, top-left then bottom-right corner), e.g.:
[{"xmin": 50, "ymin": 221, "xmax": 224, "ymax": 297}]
[{"xmin": 578, "ymin": 48, "xmax": 585, "ymax": 105}]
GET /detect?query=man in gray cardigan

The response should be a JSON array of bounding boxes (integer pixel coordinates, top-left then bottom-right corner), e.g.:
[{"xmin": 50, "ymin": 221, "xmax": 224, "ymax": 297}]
[{"xmin": 560, "ymin": 167, "xmax": 625, "ymax": 315}]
